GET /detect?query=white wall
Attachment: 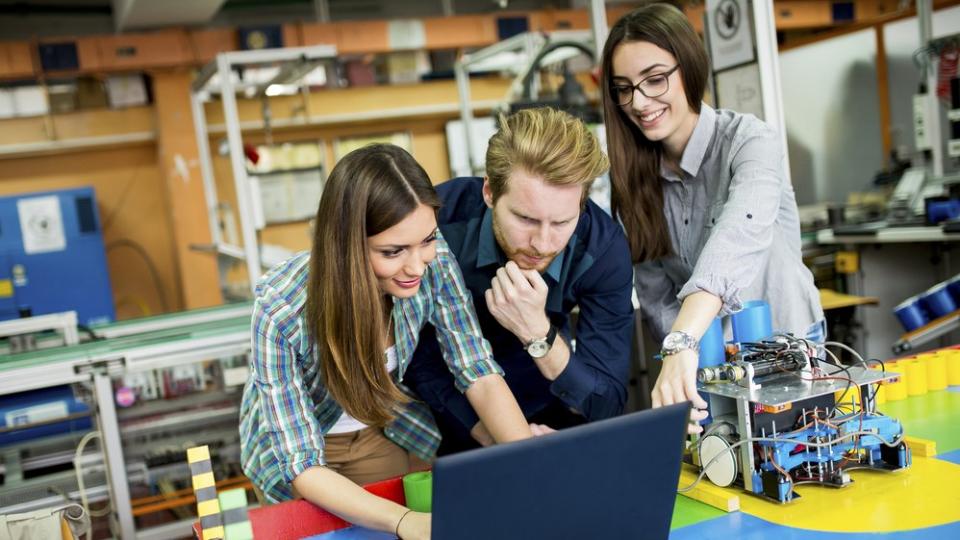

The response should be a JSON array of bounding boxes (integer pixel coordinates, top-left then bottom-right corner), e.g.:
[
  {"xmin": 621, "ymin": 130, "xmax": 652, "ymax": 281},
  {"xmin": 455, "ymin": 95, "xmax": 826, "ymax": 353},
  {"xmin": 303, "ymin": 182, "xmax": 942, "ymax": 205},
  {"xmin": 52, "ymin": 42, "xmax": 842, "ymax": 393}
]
[
  {"xmin": 780, "ymin": 30, "xmax": 884, "ymax": 206},
  {"xmin": 884, "ymin": 5, "xmax": 960, "ymax": 170},
  {"xmin": 779, "ymin": 5, "xmax": 960, "ymax": 207}
]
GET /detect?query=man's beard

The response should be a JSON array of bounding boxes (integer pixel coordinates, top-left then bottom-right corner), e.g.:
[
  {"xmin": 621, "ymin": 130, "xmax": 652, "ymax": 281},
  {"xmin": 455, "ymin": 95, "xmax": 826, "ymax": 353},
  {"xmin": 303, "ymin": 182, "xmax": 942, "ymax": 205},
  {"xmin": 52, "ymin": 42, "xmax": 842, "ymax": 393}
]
[{"xmin": 492, "ymin": 213, "xmax": 559, "ymax": 273}]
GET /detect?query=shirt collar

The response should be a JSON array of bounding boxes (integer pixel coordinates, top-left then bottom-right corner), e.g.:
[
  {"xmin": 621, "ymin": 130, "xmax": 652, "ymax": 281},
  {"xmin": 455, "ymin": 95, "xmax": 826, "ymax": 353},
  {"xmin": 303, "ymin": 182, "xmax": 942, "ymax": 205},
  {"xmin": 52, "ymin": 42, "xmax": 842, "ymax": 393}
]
[
  {"xmin": 661, "ymin": 102, "xmax": 716, "ymax": 180},
  {"xmin": 477, "ymin": 208, "xmax": 503, "ymax": 268},
  {"xmin": 477, "ymin": 206, "xmax": 565, "ymax": 283}
]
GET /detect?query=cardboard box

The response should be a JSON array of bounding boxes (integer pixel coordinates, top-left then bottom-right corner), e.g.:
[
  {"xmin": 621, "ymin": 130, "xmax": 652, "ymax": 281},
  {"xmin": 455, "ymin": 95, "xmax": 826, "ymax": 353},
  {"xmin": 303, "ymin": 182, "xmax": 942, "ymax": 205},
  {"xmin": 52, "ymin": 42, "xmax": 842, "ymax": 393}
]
[
  {"xmin": 105, "ymin": 74, "xmax": 148, "ymax": 108},
  {"xmin": 12, "ymin": 85, "xmax": 48, "ymax": 116},
  {"xmin": 0, "ymin": 89, "xmax": 15, "ymax": 119},
  {"xmin": 47, "ymin": 83, "xmax": 78, "ymax": 113},
  {"xmin": 76, "ymin": 77, "xmax": 108, "ymax": 109}
]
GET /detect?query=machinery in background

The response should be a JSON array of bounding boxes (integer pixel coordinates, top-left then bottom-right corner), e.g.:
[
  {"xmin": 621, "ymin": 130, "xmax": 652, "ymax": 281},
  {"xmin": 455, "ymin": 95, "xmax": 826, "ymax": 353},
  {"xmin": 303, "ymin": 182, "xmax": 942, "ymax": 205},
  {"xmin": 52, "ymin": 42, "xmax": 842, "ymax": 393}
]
[
  {"xmin": 0, "ymin": 385, "xmax": 91, "ymax": 447},
  {"xmin": 0, "ymin": 187, "xmax": 114, "ymax": 327},
  {"xmin": 0, "ymin": 303, "xmax": 251, "ymax": 538},
  {"xmin": 453, "ymin": 30, "xmax": 600, "ymax": 177},
  {"xmin": 688, "ymin": 306, "xmax": 910, "ymax": 504}
]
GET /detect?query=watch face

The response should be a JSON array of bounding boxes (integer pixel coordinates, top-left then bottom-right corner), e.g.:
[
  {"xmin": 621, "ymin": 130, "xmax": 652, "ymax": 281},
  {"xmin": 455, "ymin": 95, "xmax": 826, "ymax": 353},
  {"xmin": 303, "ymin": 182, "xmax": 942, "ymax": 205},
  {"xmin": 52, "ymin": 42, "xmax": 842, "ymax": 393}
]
[
  {"xmin": 664, "ymin": 333, "xmax": 683, "ymax": 350},
  {"xmin": 662, "ymin": 332, "xmax": 696, "ymax": 354},
  {"xmin": 527, "ymin": 340, "xmax": 549, "ymax": 358}
]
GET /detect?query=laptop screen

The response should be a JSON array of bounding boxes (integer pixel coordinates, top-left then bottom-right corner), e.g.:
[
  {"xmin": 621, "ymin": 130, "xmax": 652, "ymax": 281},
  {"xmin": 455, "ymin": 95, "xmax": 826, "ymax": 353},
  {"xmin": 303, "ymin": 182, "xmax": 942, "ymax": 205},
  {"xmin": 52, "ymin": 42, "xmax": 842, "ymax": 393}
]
[{"xmin": 431, "ymin": 402, "xmax": 690, "ymax": 540}]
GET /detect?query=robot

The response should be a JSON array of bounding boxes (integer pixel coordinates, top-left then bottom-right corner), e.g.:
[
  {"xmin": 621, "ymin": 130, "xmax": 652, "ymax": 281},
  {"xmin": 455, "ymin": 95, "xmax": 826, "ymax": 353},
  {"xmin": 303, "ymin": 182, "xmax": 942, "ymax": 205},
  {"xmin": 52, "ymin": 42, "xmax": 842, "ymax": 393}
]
[{"xmin": 690, "ymin": 334, "xmax": 911, "ymax": 503}]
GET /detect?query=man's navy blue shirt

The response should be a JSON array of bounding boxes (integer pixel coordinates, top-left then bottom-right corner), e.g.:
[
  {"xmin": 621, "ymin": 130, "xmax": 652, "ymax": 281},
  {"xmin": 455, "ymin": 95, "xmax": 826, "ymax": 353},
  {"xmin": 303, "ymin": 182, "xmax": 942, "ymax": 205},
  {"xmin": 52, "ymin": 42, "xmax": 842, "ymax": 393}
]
[{"xmin": 405, "ymin": 177, "xmax": 634, "ymax": 436}]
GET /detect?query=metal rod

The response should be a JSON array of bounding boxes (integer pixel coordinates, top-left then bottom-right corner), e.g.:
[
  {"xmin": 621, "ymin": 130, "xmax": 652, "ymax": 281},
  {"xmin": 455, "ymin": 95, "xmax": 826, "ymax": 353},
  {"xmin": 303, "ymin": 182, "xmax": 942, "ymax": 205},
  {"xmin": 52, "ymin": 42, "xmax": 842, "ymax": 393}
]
[
  {"xmin": 751, "ymin": 0, "xmax": 791, "ymax": 186},
  {"xmin": 94, "ymin": 373, "xmax": 136, "ymax": 538},
  {"xmin": 217, "ymin": 53, "xmax": 263, "ymax": 293},
  {"xmin": 454, "ymin": 60, "xmax": 479, "ymax": 175},
  {"xmin": 588, "ymin": 0, "xmax": 608, "ymax": 58},
  {"xmin": 190, "ymin": 91, "xmax": 223, "ymax": 247}
]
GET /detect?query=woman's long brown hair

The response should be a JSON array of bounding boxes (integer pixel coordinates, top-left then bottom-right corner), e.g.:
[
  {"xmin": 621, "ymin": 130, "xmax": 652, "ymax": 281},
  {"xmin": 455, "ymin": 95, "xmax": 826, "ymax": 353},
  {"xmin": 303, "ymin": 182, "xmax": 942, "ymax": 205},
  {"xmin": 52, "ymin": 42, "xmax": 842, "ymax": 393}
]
[
  {"xmin": 600, "ymin": 3, "xmax": 709, "ymax": 263},
  {"xmin": 306, "ymin": 144, "xmax": 440, "ymax": 426}
]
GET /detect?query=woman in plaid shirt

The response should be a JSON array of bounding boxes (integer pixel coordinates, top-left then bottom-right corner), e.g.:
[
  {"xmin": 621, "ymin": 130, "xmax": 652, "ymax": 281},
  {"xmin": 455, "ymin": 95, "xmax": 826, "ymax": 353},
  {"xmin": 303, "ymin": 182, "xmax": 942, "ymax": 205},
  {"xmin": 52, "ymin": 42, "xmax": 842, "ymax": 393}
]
[{"xmin": 239, "ymin": 144, "xmax": 532, "ymax": 540}]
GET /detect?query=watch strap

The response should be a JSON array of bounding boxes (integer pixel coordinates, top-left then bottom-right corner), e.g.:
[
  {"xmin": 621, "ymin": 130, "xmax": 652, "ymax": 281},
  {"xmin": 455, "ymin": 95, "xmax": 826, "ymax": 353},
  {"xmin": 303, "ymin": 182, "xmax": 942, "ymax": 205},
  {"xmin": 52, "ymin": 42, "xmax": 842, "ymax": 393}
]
[{"xmin": 545, "ymin": 324, "xmax": 559, "ymax": 348}]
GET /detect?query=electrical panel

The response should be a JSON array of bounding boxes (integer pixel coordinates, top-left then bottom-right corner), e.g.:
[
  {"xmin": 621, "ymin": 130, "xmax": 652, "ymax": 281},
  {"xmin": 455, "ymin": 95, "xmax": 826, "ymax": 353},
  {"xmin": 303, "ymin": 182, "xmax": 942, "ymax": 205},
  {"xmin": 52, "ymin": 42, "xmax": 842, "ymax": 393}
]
[{"xmin": 0, "ymin": 187, "xmax": 114, "ymax": 326}]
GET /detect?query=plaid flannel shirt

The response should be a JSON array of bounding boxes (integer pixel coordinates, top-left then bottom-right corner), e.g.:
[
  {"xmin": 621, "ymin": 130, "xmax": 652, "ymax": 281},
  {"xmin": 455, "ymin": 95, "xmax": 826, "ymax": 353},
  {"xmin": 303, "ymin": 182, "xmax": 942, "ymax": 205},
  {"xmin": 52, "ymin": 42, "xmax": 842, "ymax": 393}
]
[{"xmin": 239, "ymin": 233, "xmax": 501, "ymax": 502}]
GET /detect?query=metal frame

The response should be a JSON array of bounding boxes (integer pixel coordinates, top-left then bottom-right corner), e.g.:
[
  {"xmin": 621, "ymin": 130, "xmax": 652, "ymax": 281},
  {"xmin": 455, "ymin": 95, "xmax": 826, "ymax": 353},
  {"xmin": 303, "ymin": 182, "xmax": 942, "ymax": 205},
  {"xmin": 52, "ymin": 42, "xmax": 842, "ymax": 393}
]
[
  {"xmin": 752, "ymin": 0, "xmax": 791, "ymax": 185},
  {"xmin": 191, "ymin": 46, "xmax": 338, "ymax": 295},
  {"xmin": 917, "ymin": 0, "xmax": 945, "ymax": 178},
  {"xmin": 454, "ymin": 30, "xmax": 595, "ymax": 175},
  {"xmin": 94, "ymin": 372, "xmax": 135, "ymax": 539},
  {"xmin": 90, "ymin": 303, "xmax": 250, "ymax": 340},
  {"xmin": 893, "ymin": 311, "xmax": 960, "ymax": 353},
  {"xmin": 0, "ymin": 307, "xmax": 251, "ymax": 538},
  {"xmin": 0, "ymin": 311, "xmax": 79, "ymax": 347},
  {"xmin": 455, "ymin": 31, "xmax": 540, "ymax": 175}
]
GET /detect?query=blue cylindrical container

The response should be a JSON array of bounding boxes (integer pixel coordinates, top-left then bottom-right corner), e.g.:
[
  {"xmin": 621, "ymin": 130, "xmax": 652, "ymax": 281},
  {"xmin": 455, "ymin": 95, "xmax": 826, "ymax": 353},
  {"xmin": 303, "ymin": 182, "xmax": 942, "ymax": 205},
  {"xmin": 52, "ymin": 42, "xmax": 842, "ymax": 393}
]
[
  {"xmin": 698, "ymin": 317, "xmax": 725, "ymax": 367},
  {"xmin": 731, "ymin": 300, "xmax": 773, "ymax": 343},
  {"xmin": 920, "ymin": 283, "xmax": 957, "ymax": 318},
  {"xmin": 894, "ymin": 296, "xmax": 928, "ymax": 332},
  {"xmin": 946, "ymin": 275, "xmax": 960, "ymax": 304}
]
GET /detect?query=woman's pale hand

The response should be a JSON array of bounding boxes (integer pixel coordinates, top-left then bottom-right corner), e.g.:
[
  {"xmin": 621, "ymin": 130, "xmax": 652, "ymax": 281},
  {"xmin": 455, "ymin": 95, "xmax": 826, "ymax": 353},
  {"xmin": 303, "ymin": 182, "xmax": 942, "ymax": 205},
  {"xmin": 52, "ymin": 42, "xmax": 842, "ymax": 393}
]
[
  {"xmin": 651, "ymin": 348, "xmax": 709, "ymax": 434},
  {"xmin": 470, "ymin": 421, "xmax": 496, "ymax": 446},
  {"xmin": 398, "ymin": 511, "xmax": 431, "ymax": 540},
  {"xmin": 529, "ymin": 423, "xmax": 555, "ymax": 436}
]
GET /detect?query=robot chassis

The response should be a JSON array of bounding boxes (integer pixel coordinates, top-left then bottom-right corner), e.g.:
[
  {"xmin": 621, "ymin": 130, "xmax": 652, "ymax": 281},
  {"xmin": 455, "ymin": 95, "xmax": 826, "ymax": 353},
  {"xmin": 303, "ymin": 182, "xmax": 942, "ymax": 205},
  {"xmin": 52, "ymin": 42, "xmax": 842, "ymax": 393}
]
[{"xmin": 691, "ymin": 337, "xmax": 911, "ymax": 503}]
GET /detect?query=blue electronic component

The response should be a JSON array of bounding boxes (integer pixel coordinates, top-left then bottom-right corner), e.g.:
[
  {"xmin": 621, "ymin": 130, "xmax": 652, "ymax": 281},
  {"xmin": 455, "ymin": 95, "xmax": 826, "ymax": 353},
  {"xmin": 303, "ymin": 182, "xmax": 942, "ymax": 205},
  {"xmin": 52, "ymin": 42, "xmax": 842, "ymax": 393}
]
[
  {"xmin": 0, "ymin": 385, "xmax": 92, "ymax": 446},
  {"xmin": 0, "ymin": 187, "xmax": 114, "ymax": 326},
  {"xmin": 751, "ymin": 412, "xmax": 910, "ymax": 501}
]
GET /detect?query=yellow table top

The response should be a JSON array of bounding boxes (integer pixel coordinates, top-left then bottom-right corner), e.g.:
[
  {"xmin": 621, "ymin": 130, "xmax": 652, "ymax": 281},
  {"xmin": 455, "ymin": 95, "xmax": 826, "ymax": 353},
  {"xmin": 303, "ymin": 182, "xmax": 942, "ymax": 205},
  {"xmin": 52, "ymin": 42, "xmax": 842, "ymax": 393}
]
[{"xmin": 819, "ymin": 288, "xmax": 879, "ymax": 311}]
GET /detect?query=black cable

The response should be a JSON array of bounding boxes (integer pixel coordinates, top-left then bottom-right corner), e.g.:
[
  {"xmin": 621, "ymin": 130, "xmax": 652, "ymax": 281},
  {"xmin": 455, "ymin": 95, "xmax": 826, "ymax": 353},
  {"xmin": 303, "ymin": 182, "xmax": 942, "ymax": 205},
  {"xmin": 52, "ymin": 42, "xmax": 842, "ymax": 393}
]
[
  {"xmin": 866, "ymin": 358, "xmax": 886, "ymax": 372},
  {"xmin": 520, "ymin": 39, "xmax": 596, "ymax": 101},
  {"xmin": 106, "ymin": 239, "xmax": 170, "ymax": 313},
  {"xmin": 77, "ymin": 324, "xmax": 104, "ymax": 341}
]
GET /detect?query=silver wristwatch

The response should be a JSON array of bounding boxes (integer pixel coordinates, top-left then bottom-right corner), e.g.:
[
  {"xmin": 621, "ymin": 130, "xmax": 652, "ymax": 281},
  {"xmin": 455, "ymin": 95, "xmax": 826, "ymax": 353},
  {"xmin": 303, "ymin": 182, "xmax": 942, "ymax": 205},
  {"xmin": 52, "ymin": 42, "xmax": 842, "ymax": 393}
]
[
  {"xmin": 660, "ymin": 330, "xmax": 699, "ymax": 358},
  {"xmin": 525, "ymin": 325, "xmax": 559, "ymax": 359}
]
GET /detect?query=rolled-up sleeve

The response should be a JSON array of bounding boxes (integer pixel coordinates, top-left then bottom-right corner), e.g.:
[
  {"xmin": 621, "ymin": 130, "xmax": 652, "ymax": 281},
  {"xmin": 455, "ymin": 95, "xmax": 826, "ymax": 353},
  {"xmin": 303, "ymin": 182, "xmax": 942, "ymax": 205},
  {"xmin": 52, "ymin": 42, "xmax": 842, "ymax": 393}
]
[
  {"xmin": 250, "ymin": 287, "xmax": 326, "ymax": 484},
  {"xmin": 428, "ymin": 233, "xmax": 505, "ymax": 393},
  {"xmin": 549, "ymin": 230, "xmax": 634, "ymax": 420},
  {"xmin": 677, "ymin": 127, "xmax": 784, "ymax": 315}
]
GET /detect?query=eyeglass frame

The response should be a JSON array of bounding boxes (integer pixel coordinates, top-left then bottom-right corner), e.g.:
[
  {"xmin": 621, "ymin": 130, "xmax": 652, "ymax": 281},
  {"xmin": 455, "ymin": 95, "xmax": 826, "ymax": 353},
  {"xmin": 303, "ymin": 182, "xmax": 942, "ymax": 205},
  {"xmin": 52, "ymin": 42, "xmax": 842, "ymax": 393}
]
[{"xmin": 610, "ymin": 64, "xmax": 681, "ymax": 107}]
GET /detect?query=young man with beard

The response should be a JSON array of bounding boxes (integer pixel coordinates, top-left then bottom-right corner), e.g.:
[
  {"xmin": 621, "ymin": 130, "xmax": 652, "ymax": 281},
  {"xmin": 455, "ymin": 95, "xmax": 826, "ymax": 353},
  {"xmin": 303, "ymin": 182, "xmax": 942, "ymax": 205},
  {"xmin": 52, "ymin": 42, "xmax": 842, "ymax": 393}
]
[{"xmin": 405, "ymin": 107, "xmax": 635, "ymax": 452}]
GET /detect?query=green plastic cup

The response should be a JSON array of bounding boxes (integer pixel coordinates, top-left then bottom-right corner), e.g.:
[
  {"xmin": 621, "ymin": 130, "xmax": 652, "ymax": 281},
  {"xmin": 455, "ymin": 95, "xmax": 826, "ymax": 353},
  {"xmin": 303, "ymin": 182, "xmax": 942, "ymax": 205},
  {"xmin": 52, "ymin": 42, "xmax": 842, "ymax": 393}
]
[{"xmin": 402, "ymin": 471, "xmax": 432, "ymax": 512}]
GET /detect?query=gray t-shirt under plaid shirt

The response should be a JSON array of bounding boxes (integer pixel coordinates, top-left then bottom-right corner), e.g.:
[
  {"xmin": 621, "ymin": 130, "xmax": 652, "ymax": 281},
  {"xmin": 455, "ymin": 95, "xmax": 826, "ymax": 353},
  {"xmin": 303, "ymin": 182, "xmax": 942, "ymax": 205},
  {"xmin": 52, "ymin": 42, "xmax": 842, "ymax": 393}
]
[{"xmin": 634, "ymin": 104, "xmax": 823, "ymax": 342}]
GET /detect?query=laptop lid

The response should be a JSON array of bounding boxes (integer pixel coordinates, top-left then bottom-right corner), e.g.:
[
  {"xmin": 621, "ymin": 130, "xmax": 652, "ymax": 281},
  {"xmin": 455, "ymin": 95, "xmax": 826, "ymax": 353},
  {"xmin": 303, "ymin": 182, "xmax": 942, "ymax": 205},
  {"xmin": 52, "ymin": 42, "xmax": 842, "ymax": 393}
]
[{"xmin": 431, "ymin": 402, "xmax": 690, "ymax": 540}]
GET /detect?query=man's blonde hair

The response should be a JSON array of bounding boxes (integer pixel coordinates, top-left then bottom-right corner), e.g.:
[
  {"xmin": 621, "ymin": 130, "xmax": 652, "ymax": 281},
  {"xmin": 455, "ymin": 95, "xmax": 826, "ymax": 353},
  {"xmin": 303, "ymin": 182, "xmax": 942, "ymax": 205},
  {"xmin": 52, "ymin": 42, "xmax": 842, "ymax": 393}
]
[{"xmin": 485, "ymin": 107, "xmax": 609, "ymax": 202}]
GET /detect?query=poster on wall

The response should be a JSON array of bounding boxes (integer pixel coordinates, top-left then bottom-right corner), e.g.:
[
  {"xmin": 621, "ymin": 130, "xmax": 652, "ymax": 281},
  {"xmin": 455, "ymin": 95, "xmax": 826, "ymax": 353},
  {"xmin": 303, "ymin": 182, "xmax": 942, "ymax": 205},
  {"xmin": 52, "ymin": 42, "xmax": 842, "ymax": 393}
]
[
  {"xmin": 706, "ymin": 0, "xmax": 755, "ymax": 71},
  {"xmin": 17, "ymin": 195, "xmax": 66, "ymax": 254},
  {"xmin": 715, "ymin": 62, "xmax": 764, "ymax": 121}
]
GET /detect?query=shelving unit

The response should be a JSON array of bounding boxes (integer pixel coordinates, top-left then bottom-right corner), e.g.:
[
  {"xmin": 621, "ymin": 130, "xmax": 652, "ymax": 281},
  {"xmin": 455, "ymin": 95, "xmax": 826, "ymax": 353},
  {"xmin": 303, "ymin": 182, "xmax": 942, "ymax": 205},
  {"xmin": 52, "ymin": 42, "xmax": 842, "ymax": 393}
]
[{"xmin": 0, "ymin": 303, "xmax": 252, "ymax": 539}]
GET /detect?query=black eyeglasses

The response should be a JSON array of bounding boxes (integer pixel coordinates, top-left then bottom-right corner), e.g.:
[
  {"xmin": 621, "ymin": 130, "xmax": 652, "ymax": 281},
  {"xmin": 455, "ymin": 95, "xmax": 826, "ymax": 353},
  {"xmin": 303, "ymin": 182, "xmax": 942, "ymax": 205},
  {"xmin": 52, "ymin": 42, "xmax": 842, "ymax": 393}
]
[{"xmin": 610, "ymin": 65, "xmax": 680, "ymax": 106}]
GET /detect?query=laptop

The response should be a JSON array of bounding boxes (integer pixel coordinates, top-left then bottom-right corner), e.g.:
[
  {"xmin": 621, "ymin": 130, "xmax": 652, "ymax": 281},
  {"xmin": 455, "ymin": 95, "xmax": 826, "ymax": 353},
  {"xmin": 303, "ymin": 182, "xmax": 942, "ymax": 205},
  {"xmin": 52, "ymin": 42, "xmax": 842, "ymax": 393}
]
[{"xmin": 431, "ymin": 402, "xmax": 689, "ymax": 540}]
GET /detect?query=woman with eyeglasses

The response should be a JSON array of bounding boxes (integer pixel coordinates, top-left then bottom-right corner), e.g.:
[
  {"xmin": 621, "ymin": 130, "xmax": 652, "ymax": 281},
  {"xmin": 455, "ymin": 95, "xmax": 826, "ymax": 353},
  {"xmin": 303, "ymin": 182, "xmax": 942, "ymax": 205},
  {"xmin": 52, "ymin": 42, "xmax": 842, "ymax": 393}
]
[
  {"xmin": 599, "ymin": 3, "xmax": 823, "ymax": 431},
  {"xmin": 239, "ymin": 144, "xmax": 532, "ymax": 540}
]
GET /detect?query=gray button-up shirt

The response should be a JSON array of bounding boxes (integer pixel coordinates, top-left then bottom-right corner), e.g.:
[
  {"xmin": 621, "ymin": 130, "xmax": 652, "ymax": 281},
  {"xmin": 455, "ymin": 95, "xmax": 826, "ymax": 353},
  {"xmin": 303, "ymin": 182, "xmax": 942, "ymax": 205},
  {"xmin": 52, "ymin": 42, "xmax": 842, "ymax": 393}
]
[{"xmin": 635, "ymin": 104, "xmax": 823, "ymax": 342}]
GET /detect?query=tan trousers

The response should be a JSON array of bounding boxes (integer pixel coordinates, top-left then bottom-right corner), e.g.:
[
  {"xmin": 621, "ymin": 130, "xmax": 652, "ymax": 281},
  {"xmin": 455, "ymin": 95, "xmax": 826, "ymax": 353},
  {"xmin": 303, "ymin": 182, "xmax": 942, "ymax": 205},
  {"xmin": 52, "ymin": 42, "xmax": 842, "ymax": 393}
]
[
  {"xmin": 252, "ymin": 427, "xmax": 431, "ymax": 504},
  {"xmin": 323, "ymin": 427, "xmax": 413, "ymax": 485}
]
